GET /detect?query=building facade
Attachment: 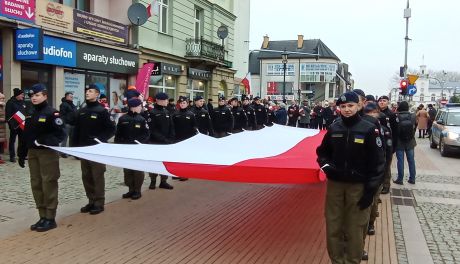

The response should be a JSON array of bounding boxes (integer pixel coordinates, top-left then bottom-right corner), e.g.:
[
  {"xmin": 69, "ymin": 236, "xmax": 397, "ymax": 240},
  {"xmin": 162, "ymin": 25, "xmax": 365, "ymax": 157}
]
[{"xmin": 249, "ymin": 35, "xmax": 352, "ymax": 102}]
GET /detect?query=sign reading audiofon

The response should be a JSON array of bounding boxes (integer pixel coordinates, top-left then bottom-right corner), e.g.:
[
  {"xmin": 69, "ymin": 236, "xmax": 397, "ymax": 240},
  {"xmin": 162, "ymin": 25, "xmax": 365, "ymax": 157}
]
[{"xmin": 15, "ymin": 30, "xmax": 138, "ymax": 74}]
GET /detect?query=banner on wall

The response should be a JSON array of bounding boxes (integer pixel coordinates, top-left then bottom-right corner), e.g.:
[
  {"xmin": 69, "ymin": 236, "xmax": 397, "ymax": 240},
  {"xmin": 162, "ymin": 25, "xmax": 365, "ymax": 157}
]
[
  {"xmin": 64, "ymin": 72, "xmax": 85, "ymax": 107},
  {"xmin": 0, "ymin": 0, "xmax": 36, "ymax": 23}
]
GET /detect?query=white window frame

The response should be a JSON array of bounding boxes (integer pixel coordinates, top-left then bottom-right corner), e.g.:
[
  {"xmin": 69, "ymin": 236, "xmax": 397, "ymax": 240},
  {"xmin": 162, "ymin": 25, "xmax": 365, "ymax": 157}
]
[
  {"xmin": 194, "ymin": 8, "xmax": 201, "ymax": 39},
  {"xmin": 300, "ymin": 63, "xmax": 337, "ymax": 83},
  {"xmin": 159, "ymin": 0, "xmax": 169, "ymax": 34},
  {"xmin": 149, "ymin": 75, "xmax": 176, "ymax": 98},
  {"xmin": 187, "ymin": 79, "xmax": 207, "ymax": 100}
]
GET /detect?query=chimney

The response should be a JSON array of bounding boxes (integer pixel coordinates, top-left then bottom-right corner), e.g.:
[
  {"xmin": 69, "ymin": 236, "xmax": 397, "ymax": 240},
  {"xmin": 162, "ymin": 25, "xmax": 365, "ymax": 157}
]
[
  {"xmin": 262, "ymin": 35, "xmax": 269, "ymax": 49},
  {"xmin": 297, "ymin": 35, "xmax": 304, "ymax": 49}
]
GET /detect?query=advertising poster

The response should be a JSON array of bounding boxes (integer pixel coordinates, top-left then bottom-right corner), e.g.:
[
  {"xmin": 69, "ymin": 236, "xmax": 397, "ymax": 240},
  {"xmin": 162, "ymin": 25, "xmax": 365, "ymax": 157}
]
[{"xmin": 64, "ymin": 72, "xmax": 85, "ymax": 107}]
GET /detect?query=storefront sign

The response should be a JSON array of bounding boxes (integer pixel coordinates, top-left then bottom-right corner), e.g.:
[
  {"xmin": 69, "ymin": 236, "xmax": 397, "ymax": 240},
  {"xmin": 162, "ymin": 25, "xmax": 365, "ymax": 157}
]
[
  {"xmin": 0, "ymin": 0, "xmax": 36, "ymax": 22},
  {"xmin": 25, "ymin": 35, "xmax": 77, "ymax": 67},
  {"xmin": 151, "ymin": 62, "xmax": 161, "ymax": 76},
  {"xmin": 74, "ymin": 9, "xmax": 129, "ymax": 44},
  {"xmin": 77, "ymin": 43, "xmax": 138, "ymax": 74},
  {"xmin": 36, "ymin": 0, "xmax": 73, "ymax": 33},
  {"xmin": 163, "ymin": 63, "xmax": 182, "ymax": 75},
  {"xmin": 15, "ymin": 28, "xmax": 44, "ymax": 60},
  {"xmin": 189, "ymin": 68, "xmax": 211, "ymax": 80}
]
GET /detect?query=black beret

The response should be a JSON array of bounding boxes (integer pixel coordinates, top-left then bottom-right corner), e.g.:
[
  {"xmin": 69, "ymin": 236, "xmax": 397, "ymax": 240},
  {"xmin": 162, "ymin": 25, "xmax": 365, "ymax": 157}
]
[
  {"xmin": 365, "ymin": 95, "xmax": 376, "ymax": 102},
  {"xmin": 87, "ymin": 83, "xmax": 100, "ymax": 93},
  {"xmin": 128, "ymin": 98, "xmax": 142, "ymax": 108},
  {"xmin": 194, "ymin": 95, "xmax": 204, "ymax": 101},
  {"xmin": 126, "ymin": 89, "xmax": 140, "ymax": 100},
  {"xmin": 228, "ymin": 97, "xmax": 238, "ymax": 103},
  {"xmin": 218, "ymin": 96, "xmax": 226, "ymax": 101},
  {"xmin": 364, "ymin": 102, "xmax": 378, "ymax": 113},
  {"xmin": 28, "ymin": 84, "xmax": 46, "ymax": 96},
  {"xmin": 177, "ymin": 96, "xmax": 188, "ymax": 103},
  {"xmin": 378, "ymin": 95, "xmax": 390, "ymax": 102},
  {"xmin": 353, "ymin": 89, "xmax": 365, "ymax": 97},
  {"xmin": 155, "ymin": 92, "xmax": 169, "ymax": 100},
  {"xmin": 336, "ymin": 91, "xmax": 359, "ymax": 105},
  {"xmin": 253, "ymin": 96, "xmax": 261, "ymax": 101}
]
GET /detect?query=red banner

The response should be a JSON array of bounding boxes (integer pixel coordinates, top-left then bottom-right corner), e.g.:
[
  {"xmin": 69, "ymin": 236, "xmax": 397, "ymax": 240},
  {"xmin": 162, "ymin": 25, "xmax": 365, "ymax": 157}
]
[{"xmin": 135, "ymin": 63, "xmax": 155, "ymax": 98}]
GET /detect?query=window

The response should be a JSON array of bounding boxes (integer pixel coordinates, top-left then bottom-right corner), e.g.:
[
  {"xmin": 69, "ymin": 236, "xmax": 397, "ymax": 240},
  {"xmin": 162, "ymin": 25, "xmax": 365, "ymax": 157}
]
[
  {"xmin": 159, "ymin": 0, "xmax": 169, "ymax": 33},
  {"xmin": 267, "ymin": 64, "xmax": 295, "ymax": 76},
  {"xmin": 194, "ymin": 8, "xmax": 202, "ymax": 39},
  {"xmin": 266, "ymin": 82, "xmax": 293, "ymax": 95},
  {"xmin": 300, "ymin": 63, "xmax": 337, "ymax": 83},
  {"xmin": 328, "ymin": 83, "xmax": 335, "ymax": 98},
  {"xmin": 419, "ymin": 94, "xmax": 424, "ymax": 102},
  {"xmin": 49, "ymin": 0, "xmax": 90, "ymax": 11},
  {"xmin": 187, "ymin": 79, "xmax": 207, "ymax": 100},
  {"xmin": 431, "ymin": 94, "xmax": 436, "ymax": 101},
  {"xmin": 233, "ymin": 84, "xmax": 243, "ymax": 99},
  {"xmin": 149, "ymin": 74, "xmax": 176, "ymax": 99}
]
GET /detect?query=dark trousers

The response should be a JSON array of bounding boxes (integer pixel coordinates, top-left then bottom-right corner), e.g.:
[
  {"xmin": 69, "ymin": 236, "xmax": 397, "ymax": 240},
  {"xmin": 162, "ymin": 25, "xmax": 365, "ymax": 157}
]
[
  {"xmin": 149, "ymin": 173, "xmax": 168, "ymax": 185},
  {"xmin": 124, "ymin": 169, "xmax": 144, "ymax": 192},
  {"xmin": 310, "ymin": 119, "xmax": 318, "ymax": 129},
  {"xmin": 28, "ymin": 149, "xmax": 60, "ymax": 219},
  {"xmin": 214, "ymin": 131, "xmax": 228, "ymax": 138},
  {"xmin": 8, "ymin": 127, "xmax": 22, "ymax": 159},
  {"xmin": 382, "ymin": 154, "xmax": 393, "ymax": 190},
  {"xmin": 81, "ymin": 160, "xmax": 106, "ymax": 207},
  {"xmin": 298, "ymin": 122, "xmax": 309, "ymax": 128}
]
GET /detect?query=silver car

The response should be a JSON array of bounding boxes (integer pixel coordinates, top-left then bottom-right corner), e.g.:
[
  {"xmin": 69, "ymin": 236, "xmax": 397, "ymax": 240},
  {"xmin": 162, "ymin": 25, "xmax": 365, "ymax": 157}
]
[{"xmin": 430, "ymin": 104, "xmax": 460, "ymax": 156}]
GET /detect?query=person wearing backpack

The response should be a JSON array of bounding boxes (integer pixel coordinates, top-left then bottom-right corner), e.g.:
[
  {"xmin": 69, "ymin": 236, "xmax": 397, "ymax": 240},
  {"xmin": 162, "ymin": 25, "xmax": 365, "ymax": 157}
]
[{"xmin": 393, "ymin": 101, "xmax": 417, "ymax": 185}]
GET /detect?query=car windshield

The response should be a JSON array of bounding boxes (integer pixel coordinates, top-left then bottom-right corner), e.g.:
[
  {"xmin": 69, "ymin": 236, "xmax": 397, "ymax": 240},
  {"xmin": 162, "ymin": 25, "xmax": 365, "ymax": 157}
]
[{"xmin": 446, "ymin": 113, "xmax": 460, "ymax": 126}]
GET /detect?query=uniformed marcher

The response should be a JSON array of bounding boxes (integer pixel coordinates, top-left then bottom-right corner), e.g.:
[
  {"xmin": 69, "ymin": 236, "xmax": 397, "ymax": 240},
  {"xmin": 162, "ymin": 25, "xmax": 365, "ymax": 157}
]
[
  {"xmin": 147, "ymin": 92, "xmax": 174, "ymax": 189},
  {"xmin": 115, "ymin": 98, "xmax": 149, "ymax": 200},
  {"xmin": 211, "ymin": 96, "xmax": 233, "ymax": 138},
  {"xmin": 242, "ymin": 95, "xmax": 256, "ymax": 130},
  {"xmin": 191, "ymin": 96, "xmax": 213, "ymax": 136},
  {"xmin": 72, "ymin": 84, "xmax": 116, "ymax": 215},
  {"xmin": 229, "ymin": 97, "xmax": 247, "ymax": 133},
  {"xmin": 172, "ymin": 96, "xmax": 198, "ymax": 142},
  {"xmin": 377, "ymin": 95, "xmax": 396, "ymax": 194},
  {"xmin": 18, "ymin": 84, "xmax": 66, "ymax": 232},
  {"xmin": 252, "ymin": 97, "xmax": 267, "ymax": 130},
  {"xmin": 316, "ymin": 91, "xmax": 385, "ymax": 264}
]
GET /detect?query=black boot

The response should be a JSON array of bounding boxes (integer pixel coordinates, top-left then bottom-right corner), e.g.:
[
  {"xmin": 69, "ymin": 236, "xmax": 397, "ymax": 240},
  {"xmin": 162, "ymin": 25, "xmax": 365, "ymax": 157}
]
[
  {"xmin": 30, "ymin": 218, "xmax": 45, "ymax": 231},
  {"xmin": 122, "ymin": 191, "xmax": 134, "ymax": 199},
  {"xmin": 149, "ymin": 181, "xmax": 156, "ymax": 189},
  {"xmin": 131, "ymin": 191, "xmax": 142, "ymax": 200},
  {"xmin": 159, "ymin": 182, "xmax": 173, "ymax": 190},
  {"xmin": 36, "ymin": 219, "xmax": 57, "ymax": 232},
  {"xmin": 367, "ymin": 224, "xmax": 375, "ymax": 235},
  {"xmin": 381, "ymin": 187, "xmax": 390, "ymax": 194},
  {"xmin": 89, "ymin": 206, "xmax": 104, "ymax": 215},
  {"xmin": 80, "ymin": 204, "xmax": 94, "ymax": 213},
  {"xmin": 362, "ymin": 250, "xmax": 369, "ymax": 260}
]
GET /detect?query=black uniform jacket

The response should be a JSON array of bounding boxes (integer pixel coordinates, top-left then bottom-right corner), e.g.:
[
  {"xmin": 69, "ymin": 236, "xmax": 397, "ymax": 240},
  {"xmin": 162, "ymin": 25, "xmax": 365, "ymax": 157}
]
[
  {"xmin": 242, "ymin": 104, "xmax": 256, "ymax": 129},
  {"xmin": 231, "ymin": 106, "xmax": 248, "ymax": 131},
  {"xmin": 211, "ymin": 105, "xmax": 233, "ymax": 133},
  {"xmin": 148, "ymin": 104, "xmax": 174, "ymax": 144},
  {"xmin": 190, "ymin": 105, "xmax": 213, "ymax": 136},
  {"xmin": 253, "ymin": 103, "xmax": 267, "ymax": 126},
  {"xmin": 19, "ymin": 102, "xmax": 66, "ymax": 158},
  {"xmin": 72, "ymin": 101, "xmax": 115, "ymax": 147},
  {"xmin": 316, "ymin": 114, "xmax": 385, "ymax": 192},
  {"xmin": 114, "ymin": 111, "xmax": 149, "ymax": 144},
  {"xmin": 172, "ymin": 108, "xmax": 198, "ymax": 142}
]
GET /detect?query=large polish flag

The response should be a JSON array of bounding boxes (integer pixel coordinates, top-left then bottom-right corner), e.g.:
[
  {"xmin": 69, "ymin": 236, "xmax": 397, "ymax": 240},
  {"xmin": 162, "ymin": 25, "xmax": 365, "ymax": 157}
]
[{"xmin": 48, "ymin": 125, "xmax": 326, "ymax": 184}]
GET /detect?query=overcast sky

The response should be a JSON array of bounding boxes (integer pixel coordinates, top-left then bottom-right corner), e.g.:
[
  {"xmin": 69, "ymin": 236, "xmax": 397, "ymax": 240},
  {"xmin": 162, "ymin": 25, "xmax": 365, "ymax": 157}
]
[{"xmin": 249, "ymin": 0, "xmax": 460, "ymax": 96}]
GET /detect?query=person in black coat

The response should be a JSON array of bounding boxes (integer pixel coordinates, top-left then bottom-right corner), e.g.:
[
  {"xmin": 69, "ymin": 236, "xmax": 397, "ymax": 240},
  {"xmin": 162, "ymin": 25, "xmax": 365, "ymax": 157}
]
[
  {"xmin": 275, "ymin": 103, "xmax": 288, "ymax": 125},
  {"xmin": 211, "ymin": 96, "xmax": 233, "ymax": 138},
  {"xmin": 72, "ymin": 84, "xmax": 116, "ymax": 215},
  {"xmin": 172, "ymin": 96, "xmax": 198, "ymax": 142},
  {"xmin": 115, "ymin": 98, "xmax": 149, "ymax": 200},
  {"xmin": 18, "ymin": 84, "xmax": 66, "ymax": 232},
  {"xmin": 252, "ymin": 97, "xmax": 267, "ymax": 130},
  {"xmin": 287, "ymin": 100, "xmax": 300, "ymax": 127},
  {"xmin": 242, "ymin": 96, "xmax": 256, "ymax": 130},
  {"xmin": 59, "ymin": 92, "xmax": 77, "ymax": 153},
  {"xmin": 191, "ymin": 96, "xmax": 213, "ymax": 136},
  {"xmin": 147, "ymin": 92, "xmax": 175, "ymax": 190},
  {"xmin": 5, "ymin": 88, "xmax": 26, "ymax": 162},
  {"xmin": 229, "ymin": 97, "xmax": 247, "ymax": 133}
]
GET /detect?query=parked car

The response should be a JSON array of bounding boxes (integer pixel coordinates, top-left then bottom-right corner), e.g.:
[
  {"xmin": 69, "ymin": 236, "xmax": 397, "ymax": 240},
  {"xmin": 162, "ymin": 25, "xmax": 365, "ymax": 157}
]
[{"xmin": 430, "ymin": 103, "xmax": 460, "ymax": 156}]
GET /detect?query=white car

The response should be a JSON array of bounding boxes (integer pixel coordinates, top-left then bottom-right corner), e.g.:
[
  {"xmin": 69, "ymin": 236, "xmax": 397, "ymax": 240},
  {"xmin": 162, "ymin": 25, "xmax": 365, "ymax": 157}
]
[{"xmin": 430, "ymin": 104, "xmax": 460, "ymax": 156}]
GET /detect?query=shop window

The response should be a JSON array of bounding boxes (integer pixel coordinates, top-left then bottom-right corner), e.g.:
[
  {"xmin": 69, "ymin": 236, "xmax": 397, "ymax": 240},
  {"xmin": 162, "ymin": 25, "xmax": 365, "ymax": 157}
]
[
  {"xmin": 50, "ymin": 0, "xmax": 90, "ymax": 12},
  {"xmin": 149, "ymin": 75, "xmax": 177, "ymax": 100},
  {"xmin": 21, "ymin": 64, "xmax": 52, "ymax": 108},
  {"xmin": 267, "ymin": 82, "xmax": 293, "ymax": 95},
  {"xmin": 187, "ymin": 79, "xmax": 206, "ymax": 100}
]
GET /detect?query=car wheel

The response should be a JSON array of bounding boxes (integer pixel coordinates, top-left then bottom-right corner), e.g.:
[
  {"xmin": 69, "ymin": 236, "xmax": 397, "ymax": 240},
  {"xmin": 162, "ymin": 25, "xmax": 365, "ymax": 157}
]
[
  {"xmin": 430, "ymin": 135, "xmax": 438, "ymax": 149},
  {"xmin": 439, "ymin": 137, "xmax": 449, "ymax": 157}
]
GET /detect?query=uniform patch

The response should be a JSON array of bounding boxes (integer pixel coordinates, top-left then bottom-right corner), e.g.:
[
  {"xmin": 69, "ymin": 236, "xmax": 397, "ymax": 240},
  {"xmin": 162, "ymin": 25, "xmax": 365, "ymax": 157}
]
[
  {"xmin": 135, "ymin": 124, "xmax": 141, "ymax": 128},
  {"xmin": 147, "ymin": 118, "xmax": 152, "ymax": 122},
  {"xmin": 55, "ymin": 118, "xmax": 63, "ymax": 125},
  {"xmin": 201, "ymin": 114, "xmax": 206, "ymax": 117},
  {"xmin": 354, "ymin": 135, "xmax": 365, "ymax": 144},
  {"xmin": 54, "ymin": 112, "xmax": 60, "ymax": 116},
  {"xmin": 38, "ymin": 116, "xmax": 47, "ymax": 122},
  {"xmin": 331, "ymin": 134, "xmax": 343, "ymax": 138},
  {"xmin": 186, "ymin": 116, "xmax": 190, "ymax": 119},
  {"xmin": 376, "ymin": 137, "xmax": 383, "ymax": 147},
  {"xmin": 340, "ymin": 95, "xmax": 347, "ymax": 102},
  {"xmin": 110, "ymin": 116, "xmax": 115, "ymax": 122},
  {"xmin": 90, "ymin": 114, "xmax": 98, "ymax": 119}
]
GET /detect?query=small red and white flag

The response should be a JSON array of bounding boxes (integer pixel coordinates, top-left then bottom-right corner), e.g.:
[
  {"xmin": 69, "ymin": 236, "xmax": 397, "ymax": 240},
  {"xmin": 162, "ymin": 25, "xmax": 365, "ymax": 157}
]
[
  {"xmin": 241, "ymin": 72, "xmax": 251, "ymax": 95},
  {"xmin": 12, "ymin": 111, "xmax": 26, "ymax": 130},
  {"xmin": 147, "ymin": 0, "xmax": 159, "ymax": 18}
]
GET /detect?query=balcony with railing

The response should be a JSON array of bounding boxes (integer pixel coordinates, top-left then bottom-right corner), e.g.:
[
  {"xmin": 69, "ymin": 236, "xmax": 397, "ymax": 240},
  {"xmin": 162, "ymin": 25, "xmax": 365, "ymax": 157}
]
[{"xmin": 185, "ymin": 37, "xmax": 231, "ymax": 68}]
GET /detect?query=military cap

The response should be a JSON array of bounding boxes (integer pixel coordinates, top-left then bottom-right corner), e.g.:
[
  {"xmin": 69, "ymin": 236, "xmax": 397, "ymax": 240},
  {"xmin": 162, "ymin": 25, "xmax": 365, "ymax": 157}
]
[
  {"xmin": 336, "ymin": 91, "xmax": 359, "ymax": 105},
  {"xmin": 155, "ymin": 92, "xmax": 169, "ymax": 100},
  {"xmin": 128, "ymin": 98, "xmax": 142, "ymax": 108}
]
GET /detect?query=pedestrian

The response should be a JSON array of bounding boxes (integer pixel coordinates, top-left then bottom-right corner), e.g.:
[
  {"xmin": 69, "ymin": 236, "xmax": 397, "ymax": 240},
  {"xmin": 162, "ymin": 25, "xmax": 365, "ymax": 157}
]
[
  {"xmin": 229, "ymin": 97, "xmax": 247, "ymax": 133},
  {"xmin": 312, "ymin": 101, "xmax": 323, "ymax": 129},
  {"xmin": 252, "ymin": 97, "xmax": 267, "ymax": 130},
  {"xmin": 316, "ymin": 91, "xmax": 385, "ymax": 264},
  {"xmin": 147, "ymin": 92, "xmax": 174, "ymax": 190},
  {"xmin": 115, "ymin": 98, "xmax": 149, "ymax": 200},
  {"xmin": 190, "ymin": 96, "xmax": 213, "ymax": 136},
  {"xmin": 298, "ymin": 100, "xmax": 311, "ymax": 128},
  {"xmin": 18, "ymin": 84, "xmax": 66, "ymax": 232},
  {"xmin": 166, "ymin": 98, "xmax": 176, "ymax": 114},
  {"xmin": 353, "ymin": 89, "xmax": 366, "ymax": 116},
  {"xmin": 0, "ymin": 92, "xmax": 6, "ymax": 164},
  {"xmin": 206, "ymin": 98, "xmax": 214, "ymax": 112},
  {"xmin": 242, "ymin": 95, "xmax": 256, "ymax": 130},
  {"xmin": 265, "ymin": 102, "xmax": 277, "ymax": 127},
  {"xmin": 59, "ymin": 92, "xmax": 77, "ymax": 157},
  {"xmin": 5, "ymin": 88, "xmax": 26, "ymax": 162},
  {"xmin": 72, "ymin": 84, "xmax": 116, "ymax": 215},
  {"xmin": 426, "ymin": 104, "xmax": 437, "ymax": 137},
  {"xmin": 416, "ymin": 104, "xmax": 429, "ymax": 138},
  {"xmin": 287, "ymin": 100, "xmax": 300, "ymax": 127},
  {"xmin": 211, "ymin": 96, "xmax": 233, "ymax": 137},
  {"xmin": 275, "ymin": 103, "xmax": 288, "ymax": 125},
  {"xmin": 322, "ymin": 101, "xmax": 336, "ymax": 129},
  {"xmin": 393, "ymin": 101, "xmax": 417, "ymax": 185}
]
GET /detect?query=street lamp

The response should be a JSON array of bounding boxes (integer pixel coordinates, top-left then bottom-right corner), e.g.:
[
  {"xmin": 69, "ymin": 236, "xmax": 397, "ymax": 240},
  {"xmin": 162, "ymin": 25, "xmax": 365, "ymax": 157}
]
[{"xmin": 282, "ymin": 49, "xmax": 289, "ymax": 102}]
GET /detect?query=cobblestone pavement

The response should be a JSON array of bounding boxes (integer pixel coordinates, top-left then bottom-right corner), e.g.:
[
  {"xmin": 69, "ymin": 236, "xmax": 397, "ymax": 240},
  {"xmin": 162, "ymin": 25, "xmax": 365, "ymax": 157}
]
[
  {"xmin": 0, "ymin": 154, "xmax": 134, "ymax": 208},
  {"xmin": 391, "ymin": 137, "xmax": 460, "ymax": 264}
]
